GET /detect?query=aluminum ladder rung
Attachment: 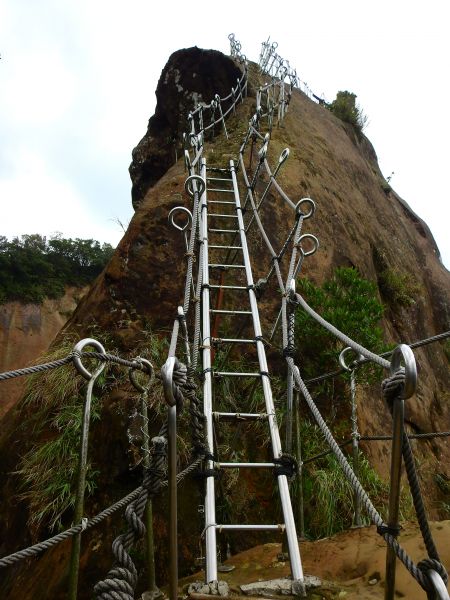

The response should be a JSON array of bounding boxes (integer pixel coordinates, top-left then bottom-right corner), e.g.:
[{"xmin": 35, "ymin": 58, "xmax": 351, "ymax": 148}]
[
  {"xmin": 212, "ymin": 337, "xmax": 255, "ymax": 343},
  {"xmin": 209, "ymin": 285, "xmax": 247, "ymax": 290},
  {"xmin": 208, "ymin": 263, "xmax": 245, "ymax": 269},
  {"xmin": 207, "ymin": 188, "xmax": 235, "ymax": 193},
  {"xmin": 214, "ymin": 371, "xmax": 262, "ymax": 378},
  {"xmin": 209, "ymin": 245, "xmax": 242, "ymax": 250},
  {"xmin": 213, "ymin": 524, "xmax": 285, "ymax": 532},
  {"xmin": 208, "ymin": 214, "xmax": 238, "ymax": 218},
  {"xmin": 210, "ymin": 309, "xmax": 252, "ymax": 315},
  {"xmin": 213, "ymin": 412, "xmax": 267, "ymax": 421},
  {"xmin": 217, "ymin": 462, "xmax": 276, "ymax": 468},
  {"xmin": 208, "ymin": 200, "xmax": 235, "ymax": 205},
  {"xmin": 208, "ymin": 228, "xmax": 239, "ymax": 233},
  {"xmin": 206, "ymin": 177, "xmax": 233, "ymax": 182}
]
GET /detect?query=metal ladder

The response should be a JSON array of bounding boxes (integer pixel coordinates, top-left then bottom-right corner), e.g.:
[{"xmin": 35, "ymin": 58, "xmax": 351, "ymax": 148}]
[{"xmin": 199, "ymin": 157, "xmax": 304, "ymax": 584}]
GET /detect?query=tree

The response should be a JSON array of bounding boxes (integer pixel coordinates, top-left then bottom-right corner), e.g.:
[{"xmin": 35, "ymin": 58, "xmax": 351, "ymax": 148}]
[
  {"xmin": 0, "ymin": 235, "xmax": 115, "ymax": 303},
  {"xmin": 329, "ymin": 91, "xmax": 368, "ymax": 133}
]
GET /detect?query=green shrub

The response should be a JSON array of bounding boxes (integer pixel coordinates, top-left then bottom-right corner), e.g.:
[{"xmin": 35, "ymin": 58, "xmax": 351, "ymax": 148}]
[
  {"xmin": 378, "ymin": 268, "xmax": 420, "ymax": 308},
  {"xmin": 293, "ymin": 419, "xmax": 412, "ymax": 538},
  {"xmin": 329, "ymin": 90, "xmax": 368, "ymax": 133},
  {"xmin": 17, "ymin": 328, "xmax": 168, "ymax": 531},
  {"xmin": 295, "ymin": 267, "xmax": 386, "ymax": 385}
]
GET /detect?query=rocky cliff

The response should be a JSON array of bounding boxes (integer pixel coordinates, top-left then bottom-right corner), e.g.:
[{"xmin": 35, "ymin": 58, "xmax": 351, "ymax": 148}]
[
  {"xmin": 0, "ymin": 46, "xmax": 448, "ymax": 599},
  {"xmin": 0, "ymin": 287, "xmax": 87, "ymax": 418}
]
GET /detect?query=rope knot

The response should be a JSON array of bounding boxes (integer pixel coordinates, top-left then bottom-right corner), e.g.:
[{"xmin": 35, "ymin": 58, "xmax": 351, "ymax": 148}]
[
  {"xmin": 283, "ymin": 345, "xmax": 296, "ymax": 358},
  {"xmin": 377, "ymin": 522, "xmax": 401, "ymax": 537},
  {"xmin": 382, "ymin": 368, "xmax": 406, "ymax": 407},
  {"xmin": 417, "ymin": 558, "xmax": 449, "ymax": 588}
]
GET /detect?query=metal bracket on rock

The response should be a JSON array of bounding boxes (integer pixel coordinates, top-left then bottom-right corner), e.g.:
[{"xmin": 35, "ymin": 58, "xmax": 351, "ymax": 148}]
[
  {"xmin": 295, "ymin": 198, "xmax": 316, "ymax": 219},
  {"xmin": 168, "ymin": 206, "xmax": 192, "ymax": 233},
  {"xmin": 185, "ymin": 175, "xmax": 206, "ymax": 198},
  {"xmin": 161, "ymin": 356, "xmax": 177, "ymax": 407},
  {"xmin": 339, "ymin": 347, "xmax": 364, "ymax": 372},
  {"xmin": 73, "ymin": 338, "xmax": 107, "ymax": 380},
  {"xmin": 390, "ymin": 344, "xmax": 417, "ymax": 399},
  {"xmin": 129, "ymin": 357, "xmax": 154, "ymax": 393},
  {"xmin": 296, "ymin": 233, "xmax": 319, "ymax": 256}
]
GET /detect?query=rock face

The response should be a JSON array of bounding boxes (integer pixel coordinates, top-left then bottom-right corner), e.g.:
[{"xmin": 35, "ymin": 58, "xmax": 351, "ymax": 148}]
[
  {"xmin": 129, "ymin": 47, "xmax": 243, "ymax": 209},
  {"xmin": 0, "ymin": 287, "xmax": 87, "ymax": 418},
  {"xmin": 0, "ymin": 47, "xmax": 449, "ymax": 600}
]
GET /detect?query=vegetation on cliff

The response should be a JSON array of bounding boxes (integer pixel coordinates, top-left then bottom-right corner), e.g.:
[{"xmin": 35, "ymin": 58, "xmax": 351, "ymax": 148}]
[
  {"xmin": 0, "ymin": 234, "xmax": 114, "ymax": 304},
  {"xmin": 328, "ymin": 90, "xmax": 368, "ymax": 134},
  {"xmin": 295, "ymin": 267, "xmax": 386, "ymax": 385}
]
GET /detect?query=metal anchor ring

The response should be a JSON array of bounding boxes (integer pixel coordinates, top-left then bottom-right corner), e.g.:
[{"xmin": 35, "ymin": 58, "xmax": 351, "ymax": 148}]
[
  {"xmin": 427, "ymin": 570, "xmax": 450, "ymax": 600},
  {"xmin": 390, "ymin": 344, "xmax": 417, "ymax": 399},
  {"xmin": 297, "ymin": 233, "xmax": 319, "ymax": 257},
  {"xmin": 339, "ymin": 347, "xmax": 364, "ymax": 372},
  {"xmin": 278, "ymin": 148, "xmax": 290, "ymax": 165},
  {"xmin": 168, "ymin": 206, "xmax": 192, "ymax": 232},
  {"xmin": 161, "ymin": 356, "xmax": 176, "ymax": 407},
  {"xmin": 73, "ymin": 338, "xmax": 107, "ymax": 380},
  {"xmin": 185, "ymin": 175, "xmax": 206, "ymax": 197},
  {"xmin": 295, "ymin": 198, "xmax": 316, "ymax": 219},
  {"xmin": 129, "ymin": 357, "xmax": 154, "ymax": 393}
]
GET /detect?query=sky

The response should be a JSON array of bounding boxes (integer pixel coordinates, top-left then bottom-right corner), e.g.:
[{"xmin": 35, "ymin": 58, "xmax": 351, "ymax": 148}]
[{"xmin": 1, "ymin": 0, "xmax": 449, "ymax": 268}]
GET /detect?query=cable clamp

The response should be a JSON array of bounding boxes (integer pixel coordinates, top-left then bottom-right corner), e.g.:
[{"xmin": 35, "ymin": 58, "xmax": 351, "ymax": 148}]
[
  {"xmin": 273, "ymin": 454, "xmax": 298, "ymax": 478},
  {"xmin": 377, "ymin": 522, "xmax": 401, "ymax": 537},
  {"xmin": 260, "ymin": 371, "xmax": 270, "ymax": 378},
  {"xmin": 283, "ymin": 346, "xmax": 296, "ymax": 358}
]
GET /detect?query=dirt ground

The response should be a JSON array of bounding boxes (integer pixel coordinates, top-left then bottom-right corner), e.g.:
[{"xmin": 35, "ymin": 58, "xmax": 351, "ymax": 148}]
[{"xmin": 179, "ymin": 521, "xmax": 450, "ymax": 599}]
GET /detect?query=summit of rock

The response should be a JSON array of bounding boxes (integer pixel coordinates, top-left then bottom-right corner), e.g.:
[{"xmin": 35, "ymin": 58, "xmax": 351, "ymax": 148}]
[{"xmin": 129, "ymin": 47, "xmax": 243, "ymax": 209}]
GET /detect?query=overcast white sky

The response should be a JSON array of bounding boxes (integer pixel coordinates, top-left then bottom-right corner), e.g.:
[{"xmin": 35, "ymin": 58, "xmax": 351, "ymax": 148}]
[{"xmin": 1, "ymin": 0, "xmax": 449, "ymax": 268}]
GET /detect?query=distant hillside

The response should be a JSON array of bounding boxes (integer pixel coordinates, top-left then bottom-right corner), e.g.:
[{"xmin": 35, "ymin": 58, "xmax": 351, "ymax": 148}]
[{"xmin": 0, "ymin": 234, "xmax": 114, "ymax": 304}]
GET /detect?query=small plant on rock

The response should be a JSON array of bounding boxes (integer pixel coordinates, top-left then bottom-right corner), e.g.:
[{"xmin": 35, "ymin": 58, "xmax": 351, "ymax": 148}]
[{"xmin": 329, "ymin": 90, "xmax": 369, "ymax": 134}]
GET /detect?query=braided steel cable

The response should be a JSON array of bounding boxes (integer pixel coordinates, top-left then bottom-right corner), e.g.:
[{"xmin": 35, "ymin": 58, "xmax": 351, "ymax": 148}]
[
  {"xmin": 0, "ymin": 455, "xmax": 201, "ymax": 570},
  {"xmin": 302, "ymin": 432, "xmax": 450, "ymax": 466},
  {"xmin": 293, "ymin": 292, "xmax": 391, "ymax": 369},
  {"xmin": 0, "ymin": 354, "xmax": 74, "ymax": 381},
  {"xmin": 0, "ymin": 350, "xmax": 150, "ymax": 385},
  {"xmin": 286, "ymin": 357, "xmax": 440, "ymax": 593},
  {"xmin": 94, "ymin": 430, "xmax": 168, "ymax": 600},
  {"xmin": 305, "ymin": 330, "xmax": 450, "ymax": 385}
]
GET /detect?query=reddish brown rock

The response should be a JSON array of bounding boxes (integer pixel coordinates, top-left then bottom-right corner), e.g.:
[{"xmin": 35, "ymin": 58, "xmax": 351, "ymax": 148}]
[{"xmin": 129, "ymin": 47, "xmax": 243, "ymax": 209}]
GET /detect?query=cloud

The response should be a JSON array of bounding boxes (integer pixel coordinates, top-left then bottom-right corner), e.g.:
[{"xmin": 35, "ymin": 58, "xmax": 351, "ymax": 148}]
[{"xmin": 1, "ymin": 147, "xmax": 122, "ymax": 243}]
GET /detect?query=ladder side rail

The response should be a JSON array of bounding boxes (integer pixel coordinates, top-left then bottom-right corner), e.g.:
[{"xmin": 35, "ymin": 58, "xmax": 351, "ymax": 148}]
[
  {"xmin": 230, "ymin": 159, "xmax": 304, "ymax": 584},
  {"xmin": 199, "ymin": 158, "xmax": 218, "ymax": 582}
]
